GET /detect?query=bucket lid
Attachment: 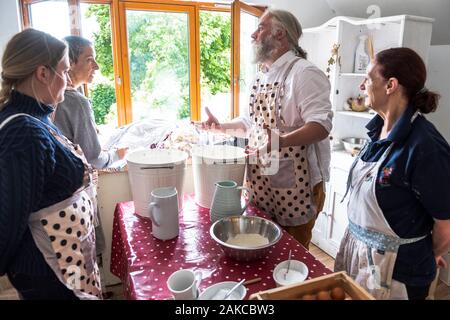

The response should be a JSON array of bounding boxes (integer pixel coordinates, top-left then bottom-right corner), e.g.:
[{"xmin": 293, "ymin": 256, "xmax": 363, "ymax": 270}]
[
  {"xmin": 126, "ymin": 149, "xmax": 188, "ymax": 166},
  {"xmin": 191, "ymin": 145, "xmax": 246, "ymax": 164}
]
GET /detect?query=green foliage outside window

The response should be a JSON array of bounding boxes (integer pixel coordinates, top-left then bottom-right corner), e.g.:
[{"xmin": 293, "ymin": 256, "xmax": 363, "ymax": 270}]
[
  {"xmin": 85, "ymin": 5, "xmax": 231, "ymax": 121},
  {"xmin": 90, "ymin": 83, "xmax": 116, "ymax": 125}
]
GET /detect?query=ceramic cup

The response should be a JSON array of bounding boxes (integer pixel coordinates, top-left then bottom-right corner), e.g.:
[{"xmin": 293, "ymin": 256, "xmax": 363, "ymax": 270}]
[{"xmin": 167, "ymin": 269, "xmax": 202, "ymax": 300}]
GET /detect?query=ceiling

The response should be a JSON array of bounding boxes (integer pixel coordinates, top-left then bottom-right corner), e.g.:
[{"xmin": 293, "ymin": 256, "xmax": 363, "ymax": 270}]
[{"xmin": 247, "ymin": 0, "xmax": 450, "ymax": 45}]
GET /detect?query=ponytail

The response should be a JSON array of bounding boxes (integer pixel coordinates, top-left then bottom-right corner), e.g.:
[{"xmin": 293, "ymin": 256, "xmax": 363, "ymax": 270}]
[
  {"xmin": 0, "ymin": 75, "xmax": 15, "ymax": 109},
  {"xmin": 294, "ymin": 44, "xmax": 307, "ymax": 59},
  {"xmin": 410, "ymin": 89, "xmax": 440, "ymax": 114}
]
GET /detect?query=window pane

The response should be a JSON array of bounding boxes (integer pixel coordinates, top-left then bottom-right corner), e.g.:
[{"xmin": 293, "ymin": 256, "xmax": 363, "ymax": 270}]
[
  {"xmin": 80, "ymin": 3, "xmax": 118, "ymax": 133},
  {"xmin": 29, "ymin": 0, "xmax": 70, "ymax": 39},
  {"xmin": 125, "ymin": 10, "xmax": 190, "ymax": 122},
  {"xmin": 239, "ymin": 12, "xmax": 259, "ymax": 116},
  {"xmin": 199, "ymin": 10, "xmax": 231, "ymax": 122}
]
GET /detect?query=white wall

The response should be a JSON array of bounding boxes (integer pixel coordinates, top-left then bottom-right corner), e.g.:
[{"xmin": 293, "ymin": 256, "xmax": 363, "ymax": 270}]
[
  {"xmin": 0, "ymin": 0, "xmax": 21, "ymax": 65},
  {"xmin": 426, "ymin": 45, "xmax": 450, "ymax": 143}
]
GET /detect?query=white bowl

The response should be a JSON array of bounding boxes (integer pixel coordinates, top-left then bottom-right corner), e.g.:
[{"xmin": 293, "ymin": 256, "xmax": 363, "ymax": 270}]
[
  {"xmin": 273, "ymin": 260, "xmax": 308, "ymax": 287},
  {"xmin": 198, "ymin": 281, "xmax": 247, "ymax": 300}
]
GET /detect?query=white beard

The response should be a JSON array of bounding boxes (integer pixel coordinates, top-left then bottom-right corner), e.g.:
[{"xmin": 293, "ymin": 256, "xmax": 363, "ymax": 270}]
[{"xmin": 252, "ymin": 34, "xmax": 280, "ymax": 64}]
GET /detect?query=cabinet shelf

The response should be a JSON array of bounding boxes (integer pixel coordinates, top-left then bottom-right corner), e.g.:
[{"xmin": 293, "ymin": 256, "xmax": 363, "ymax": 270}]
[
  {"xmin": 339, "ymin": 73, "xmax": 366, "ymax": 77},
  {"xmin": 336, "ymin": 110, "xmax": 375, "ymax": 119}
]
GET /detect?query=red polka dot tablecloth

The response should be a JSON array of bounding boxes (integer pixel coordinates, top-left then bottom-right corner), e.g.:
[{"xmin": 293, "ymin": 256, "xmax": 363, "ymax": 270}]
[{"xmin": 110, "ymin": 194, "xmax": 332, "ymax": 300}]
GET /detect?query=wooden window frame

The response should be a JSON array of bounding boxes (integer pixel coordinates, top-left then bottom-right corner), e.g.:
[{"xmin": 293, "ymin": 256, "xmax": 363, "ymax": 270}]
[{"xmin": 19, "ymin": 0, "xmax": 265, "ymax": 126}]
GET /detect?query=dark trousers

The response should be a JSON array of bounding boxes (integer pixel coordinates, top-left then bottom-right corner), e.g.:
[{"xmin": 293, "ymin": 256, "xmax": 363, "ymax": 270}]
[
  {"xmin": 8, "ymin": 272, "xmax": 78, "ymax": 300},
  {"xmin": 406, "ymin": 284, "xmax": 431, "ymax": 300}
]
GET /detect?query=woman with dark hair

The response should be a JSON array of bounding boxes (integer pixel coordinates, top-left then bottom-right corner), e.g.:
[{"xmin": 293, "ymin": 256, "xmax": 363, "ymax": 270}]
[
  {"xmin": 0, "ymin": 29, "xmax": 102, "ymax": 299},
  {"xmin": 335, "ymin": 47, "xmax": 450, "ymax": 300},
  {"xmin": 53, "ymin": 36, "xmax": 127, "ymax": 169}
]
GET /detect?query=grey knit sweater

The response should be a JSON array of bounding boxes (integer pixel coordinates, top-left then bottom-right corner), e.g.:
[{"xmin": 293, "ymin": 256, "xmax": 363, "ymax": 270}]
[{"xmin": 54, "ymin": 89, "xmax": 118, "ymax": 169}]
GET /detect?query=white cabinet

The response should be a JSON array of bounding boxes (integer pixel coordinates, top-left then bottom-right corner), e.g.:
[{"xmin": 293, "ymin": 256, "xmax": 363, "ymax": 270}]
[
  {"xmin": 312, "ymin": 151, "xmax": 353, "ymax": 258},
  {"xmin": 302, "ymin": 15, "xmax": 434, "ymax": 257}
]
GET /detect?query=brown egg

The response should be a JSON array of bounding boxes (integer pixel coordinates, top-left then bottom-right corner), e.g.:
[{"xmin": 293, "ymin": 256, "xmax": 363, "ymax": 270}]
[
  {"xmin": 330, "ymin": 286, "xmax": 346, "ymax": 300},
  {"xmin": 302, "ymin": 294, "xmax": 316, "ymax": 300},
  {"xmin": 316, "ymin": 290, "xmax": 332, "ymax": 300}
]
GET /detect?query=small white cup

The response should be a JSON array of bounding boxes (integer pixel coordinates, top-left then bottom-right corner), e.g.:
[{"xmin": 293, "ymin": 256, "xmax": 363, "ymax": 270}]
[
  {"xmin": 273, "ymin": 260, "xmax": 308, "ymax": 287},
  {"xmin": 167, "ymin": 269, "xmax": 202, "ymax": 300}
]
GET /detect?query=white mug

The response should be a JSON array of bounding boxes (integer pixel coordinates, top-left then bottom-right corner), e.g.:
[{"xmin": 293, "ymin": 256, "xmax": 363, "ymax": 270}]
[
  {"xmin": 149, "ymin": 187, "xmax": 179, "ymax": 240},
  {"xmin": 167, "ymin": 269, "xmax": 202, "ymax": 300}
]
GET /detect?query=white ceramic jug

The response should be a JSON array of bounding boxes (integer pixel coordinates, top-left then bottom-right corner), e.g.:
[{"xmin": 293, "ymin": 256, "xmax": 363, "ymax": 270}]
[{"xmin": 149, "ymin": 187, "xmax": 179, "ymax": 240}]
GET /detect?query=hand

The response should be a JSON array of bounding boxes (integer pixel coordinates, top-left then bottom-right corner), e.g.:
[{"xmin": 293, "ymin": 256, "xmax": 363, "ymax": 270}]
[
  {"xmin": 245, "ymin": 125, "xmax": 282, "ymax": 156},
  {"xmin": 192, "ymin": 107, "xmax": 221, "ymax": 132},
  {"xmin": 116, "ymin": 147, "xmax": 128, "ymax": 160},
  {"xmin": 245, "ymin": 125, "xmax": 282, "ymax": 167},
  {"xmin": 436, "ymin": 256, "xmax": 448, "ymax": 269}
]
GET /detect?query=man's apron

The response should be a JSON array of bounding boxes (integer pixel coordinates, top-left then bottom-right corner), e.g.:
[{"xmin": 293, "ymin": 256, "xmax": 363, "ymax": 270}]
[
  {"xmin": 334, "ymin": 112, "xmax": 427, "ymax": 300},
  {"xmin": 0, "ymin": 113, "xmax": 102, "ymax": 300},
  {"xmin": 246, "ymin": 58, "xmax": 315, "ymax": 227}
]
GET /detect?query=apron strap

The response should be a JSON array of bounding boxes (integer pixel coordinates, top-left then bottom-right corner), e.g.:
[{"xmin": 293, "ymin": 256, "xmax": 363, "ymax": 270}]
[
  {"xmin": 341, "ymin": 141, "xmax": 370, "ymax": 202},
  {"xmin": 275, "ymin": 57, "xmax": 301, "ymax": 129},
  {"xmin": 0, "ymin": 113, "xmax": 29, "ymax": 130}
]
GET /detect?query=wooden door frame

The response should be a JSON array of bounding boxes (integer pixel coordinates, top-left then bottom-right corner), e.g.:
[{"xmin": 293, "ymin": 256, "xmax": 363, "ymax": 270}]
[
  {"xmin": 117, "ymin": 1, "xmax": 197, "ymax": 124},
  {"xmin": 231, "ymin": 0, "xmax": 263, "ymax": 118}
]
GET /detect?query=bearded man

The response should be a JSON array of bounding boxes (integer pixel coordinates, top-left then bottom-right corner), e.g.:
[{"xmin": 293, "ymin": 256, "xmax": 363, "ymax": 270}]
[{"xmin": 201, "ymin": 9, "xmax": 333, "ymax": 249}]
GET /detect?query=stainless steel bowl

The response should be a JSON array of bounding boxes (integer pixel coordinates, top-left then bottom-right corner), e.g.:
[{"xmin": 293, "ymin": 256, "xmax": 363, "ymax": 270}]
[
  {"xmin": 341, "ymin": 137, "xmax": 368, "ymax": 154},
  {"xmin": 210, "ymin": 216, "xmax": 282, "ymax": 261}
]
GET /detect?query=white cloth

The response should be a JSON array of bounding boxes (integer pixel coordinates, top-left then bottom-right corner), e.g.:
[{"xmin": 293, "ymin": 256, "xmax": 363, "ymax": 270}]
[{"xmin": 238, "ymin": 51, "xmax": 333, "ymax": 185}]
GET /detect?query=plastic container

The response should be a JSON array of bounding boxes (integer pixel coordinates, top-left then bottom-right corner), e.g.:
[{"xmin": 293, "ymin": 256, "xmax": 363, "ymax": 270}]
[
  {"xmin": 354, "ymin": 35, "xmax": 370, "ymax": 73},
  {"xmin": 126, "ymin": 149, "xmax": 188, "ymax": 218},
  {"xmin": 191, "ymin": 145, "xmax": 246, "ymax": 208}
]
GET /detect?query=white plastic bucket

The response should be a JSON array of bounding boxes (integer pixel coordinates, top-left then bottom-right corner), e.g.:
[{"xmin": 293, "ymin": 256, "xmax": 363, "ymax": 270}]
[
  {"xmin": 126, "ymin": 149, "xmax": 188, "ymax": 217},
  {"xmin": 191, "ymin": 145, "xmax": 246, "ymax": 208}
]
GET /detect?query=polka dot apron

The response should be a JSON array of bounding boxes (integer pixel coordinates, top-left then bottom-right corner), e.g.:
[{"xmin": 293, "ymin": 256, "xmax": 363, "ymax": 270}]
[
  {"xmin": 1, "ymin": 113, "xmax": 102, "ymax": 300},
  {"xmin": 246, "ymin": 58, "xmax": 314, "ymax": 227}
]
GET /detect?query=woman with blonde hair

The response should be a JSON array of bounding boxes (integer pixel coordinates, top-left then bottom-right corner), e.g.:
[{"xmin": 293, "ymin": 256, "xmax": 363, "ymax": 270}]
[{"xmin": 0, "ymin": 28, "xmax": 102, "ymax": 300}]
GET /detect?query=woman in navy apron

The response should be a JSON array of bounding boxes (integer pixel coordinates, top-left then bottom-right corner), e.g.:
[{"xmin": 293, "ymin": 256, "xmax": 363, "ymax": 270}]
[
  {"xmin": 335, "ymin": 48, "xmax": 450, "ymax": 300},
  {"xmin": 0, "ymin": 29, "xmax": 101, "ymax": 300}
]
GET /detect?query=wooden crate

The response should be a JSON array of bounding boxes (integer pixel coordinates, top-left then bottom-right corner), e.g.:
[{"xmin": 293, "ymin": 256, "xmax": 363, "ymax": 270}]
[{"xmin": 249, "ymin": 271, "xmax": 375, "ymax": 300}]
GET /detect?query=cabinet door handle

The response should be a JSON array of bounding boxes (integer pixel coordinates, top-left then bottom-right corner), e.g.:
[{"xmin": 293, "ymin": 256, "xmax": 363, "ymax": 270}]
[{"xmin": 321, "ymin": 211, "xmax": 332, "ymax": 217}]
